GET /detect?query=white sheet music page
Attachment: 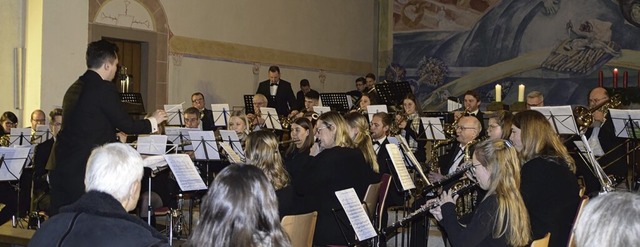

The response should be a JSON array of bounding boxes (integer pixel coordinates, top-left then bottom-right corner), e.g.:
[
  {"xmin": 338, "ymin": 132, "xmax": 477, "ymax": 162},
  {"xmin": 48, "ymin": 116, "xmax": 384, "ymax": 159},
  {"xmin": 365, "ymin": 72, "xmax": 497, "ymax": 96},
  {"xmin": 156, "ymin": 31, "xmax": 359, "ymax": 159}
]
[
  {"xmin": 366, "ymin": 105, "xmax": 388, "ymax": 122},
  {"xmin": 142, "ymin": 155, "xmax": 168, "ymax": 171},
  {"xmin": 313, "ymin": 106, "xmax": 331, "ymax": 115},
  {"xmin": 188, "ymin": 131, "xmax": 220, "ymax": 160},
  {"xmin": 0, "ymin": 146, "xmax": 31, "ymax": 181},
  {"xmin": 334, "ymin": 188, "xmax": 377, "ymax": 241},
  {"xmin": 219, "ymin": 130, "xmax": 246, "ymax": 160},
  {"xmin": 137, "ymin": 135, "xmax": 168, "ymax": 155},
  {"xmin": 164, "ymin": 103, "xmax": 184, "ymax": 126},
  {"xmin": 164, "ymin": 154, "xmax": 207, "ymax": 191},
  {"xmin": 165, "ymin": 127, "xmax": 193, "ymax": 151},
  {"xmin": 386, "ymin": 144, "xmax": 416, "ymax": 191},
  {"xmin": 211, "ymin": 104, "xmax": 231, "ymax": 127},
  {"xmin": 33, "ymin": 125, "xmax": 52, "ymax": 144},
  {"xmin": 219, "ymin": 142, "xmax": 243, "ymax": 163},
  {"xmin": 260, "ymin": 107, "xmax": 283, "ymax": 130},
  {"xmin": 609, "ymin": 109, "xmax": 640, "ymax": 138},
  {"xmin": 420, "ymin": 117, "xmax": 446, "ymax": 141},
  {"xmin": 9, "ymin": 128, "xmax": 31, "ymax": 147},
  {"xmin": 531, "ymin": 105, "xmax": 578, "ymax": 135}
]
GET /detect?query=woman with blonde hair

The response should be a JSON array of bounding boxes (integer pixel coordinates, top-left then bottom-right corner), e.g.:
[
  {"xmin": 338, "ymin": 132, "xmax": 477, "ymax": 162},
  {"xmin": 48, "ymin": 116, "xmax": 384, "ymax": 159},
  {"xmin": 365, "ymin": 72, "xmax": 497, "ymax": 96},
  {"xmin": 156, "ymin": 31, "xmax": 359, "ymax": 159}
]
[
  {"xmin": 296, "ymin": 111, "xmax": 378, "ymax": 246},
  {"xmin": 188, "ymin": 164, "xmax": 292, "ymax": 247},
  {"xmin": 245, "ymin": 130, "xmax": 294, "ymax": 217},
  {"xmin": 510, "ymin": 110, "xmax": 579, "ymax": 247},
  {"xmin": 430, "ymin": 139, "xmax": 531, "ymax": 246},
  {"xmin": 344, "ymin": 112, "xmax": 380, "ymax": 173},
  {"xmin": 486, "ymin": 110, "xmax": 513, "ymax": 140},
  {"xmin": 227, "ymin": 110, "xmax": 249, "ymax": 143}
]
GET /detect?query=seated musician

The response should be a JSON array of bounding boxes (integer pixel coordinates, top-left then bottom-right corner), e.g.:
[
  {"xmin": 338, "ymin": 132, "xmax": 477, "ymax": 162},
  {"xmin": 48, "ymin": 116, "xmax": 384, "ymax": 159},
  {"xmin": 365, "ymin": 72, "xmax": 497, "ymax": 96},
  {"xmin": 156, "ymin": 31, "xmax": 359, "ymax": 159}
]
[
  {"xmin": 30, "ymin": 143, "xmax": 169, "ymax": 246},
  {"xmin": 429, "ymin": 139, "xmax": 531, "ymax": 247},
  {"xmin": 370, "ymin": 112, "xmax": 404, "ymax": 206},
  {"xmin": 295, "ymin": 111, "xmax": 378, "ymax": 246},
  {"xmin": 432, "ymin": 116, "xmax": 482, "ymax": 180},
  {"xmin": 0, "ymin": 111, "xmax": 19, "ymax": 224},
  {"xmin": 31, "ymin": 108, "xmax": 63, "ymax": 214},
  {"xmin": 191, "ymin": 92, "xmax": 214, "ymax": 131},
  {"xmin": 244, "ymin": 130, "xmax": 295, "ymax": 217},
  {"xmin": 284, "ymin": 117, "xmax": 314, "ymax": 182},
  {"xmin": 0, "ymin": 111, "xmax": 19, "ymax": 147},
  {"xmin": 397, "ymin": 93, "xmax": 427, "ymax": 162},
  {"xmin": 344, "ymin": 112, "xmax": 380, "ymax": 174},
  {"xmin": 486, "ymin": 110, "xmax": 513, "ymax": 140},
  {"xmin": 577, "ymin": 87, "xmax": 626, "ymax": 194},
  {"xmin": 290, "ymin": 90, "xmax": 320, "ymax": 119},
  {"xmin": 227, "ymin": 110, "xmax": 249, "ymax": 144},
  {"xmin": 247, "ymin": 93, "xmax": 268, "ymax": 131},
  {"xmin": 350, "ymin": 92, "xmax": 374, "ymax": 114}
]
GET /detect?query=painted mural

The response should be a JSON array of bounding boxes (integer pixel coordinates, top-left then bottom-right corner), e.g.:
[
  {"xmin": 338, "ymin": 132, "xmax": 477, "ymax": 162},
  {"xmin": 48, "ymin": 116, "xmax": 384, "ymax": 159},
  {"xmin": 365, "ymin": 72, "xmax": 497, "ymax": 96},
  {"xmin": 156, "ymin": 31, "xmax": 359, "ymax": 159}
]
[{"xmin": 388, "ymin": 0, "xmax": 640, "ymax": 111}]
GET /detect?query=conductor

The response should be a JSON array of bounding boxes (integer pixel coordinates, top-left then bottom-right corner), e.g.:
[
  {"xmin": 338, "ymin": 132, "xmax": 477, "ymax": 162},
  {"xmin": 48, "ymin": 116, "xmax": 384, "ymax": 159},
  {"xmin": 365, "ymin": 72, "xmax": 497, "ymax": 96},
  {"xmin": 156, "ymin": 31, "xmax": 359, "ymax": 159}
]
[{"xmin": 47, "ymin": 39, "xmax": 168, "ymax": 215}]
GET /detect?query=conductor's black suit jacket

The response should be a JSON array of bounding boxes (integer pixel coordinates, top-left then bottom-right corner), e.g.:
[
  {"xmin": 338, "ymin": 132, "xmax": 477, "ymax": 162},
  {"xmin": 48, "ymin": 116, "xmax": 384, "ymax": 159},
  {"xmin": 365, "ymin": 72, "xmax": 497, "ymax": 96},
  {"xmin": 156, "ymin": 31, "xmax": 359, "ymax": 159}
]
[
  {"xmin": 48, "ymin": 70, "xmax": 152, "ymax": 211},
  {"xmin": 256, "ymin": 79, "xmax": 296, "ymax": 116}
]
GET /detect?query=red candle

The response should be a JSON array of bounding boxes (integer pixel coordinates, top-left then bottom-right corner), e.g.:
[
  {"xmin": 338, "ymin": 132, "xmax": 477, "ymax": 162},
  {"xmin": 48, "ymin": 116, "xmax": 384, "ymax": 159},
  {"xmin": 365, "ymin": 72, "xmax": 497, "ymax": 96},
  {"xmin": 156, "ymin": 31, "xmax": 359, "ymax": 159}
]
[
  {"xmin": 598, "ymin": 71, "xmax": 604, "ymax": 87},
  {"xmin": 613, "ymin": 68, "xmax": 618, "ymax": 88},
  {"xmin": 623, "ymin": 71, "xmax": 628, "ymax": 88}
]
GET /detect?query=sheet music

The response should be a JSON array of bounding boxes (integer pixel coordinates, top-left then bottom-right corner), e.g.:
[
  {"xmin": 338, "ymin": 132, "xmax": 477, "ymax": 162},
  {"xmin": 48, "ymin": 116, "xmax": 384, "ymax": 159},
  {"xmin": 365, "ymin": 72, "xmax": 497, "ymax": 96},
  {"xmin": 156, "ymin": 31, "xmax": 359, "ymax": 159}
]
[
  {"xmin": 164, "ymin": 154, "xmax": 207, "ymax": 191},
  {"xmin": 313, "ymin": 106, "xmax": 331, "ymax": 115},
  {"xmin": 260, "ymin": 107, "xmax": 283, "ymax": 130},
  {"xmin": 609, "ymin": 109, "xmax": 640, "ymax": 138},
  {"xmin": 219, "ymin": 142, "xmax": 244, "ymax": 163},
  {"xmin": 531, "ymin": 105, "xmax": 578, "ymax": 135},
  {"xmin": 164, "ymin": 103, "xmax": 184, "ymax": 126},
  {"xmin": 420, "ymin": 117, "xmax": 446, "ymax": 141},
  {"xmin": 334, "ymin": 188, "xmax": 378, "ymax": 241},
  {"xmin": 142, "ymin": 155, "xmax": 168, "ymax": 171},
  {"xmin": 188, "ymin": 131, "xmax": 220, "ymax": 160},
  {"xmin": 219, "ymin": 130, "xmax": 246, "ymax": 159},
  {"xmin": 211, "ymin": 103, "xmax": 231, "ymax": 127},
  {"xmin": 0, "ymin": 146, "xmax": 31, "ymax": 181},
  {"xmin": 386, "ymin": 144, "xmax": 416, "ymax": 191},
  {"xmin": 33, "ymin": 125, "xmax": 52, "ymax": 144},
  {"xmin": 395, "ymin": 135, "xmax": 421, "ymax": 168},
  {"xmin": 137, "ymin": 135, "xmax": 168, "ymax": 155},
  {"xmin": 9, "ymin": 128, "xmax": 32, "ymax": 147},
  {"xmin": 165, "ymin": 127, "xmax": 193, "ymax": 151},
  {"xmin": 366, "ymin": 105, "xmax": 388, "ymax": 122}
]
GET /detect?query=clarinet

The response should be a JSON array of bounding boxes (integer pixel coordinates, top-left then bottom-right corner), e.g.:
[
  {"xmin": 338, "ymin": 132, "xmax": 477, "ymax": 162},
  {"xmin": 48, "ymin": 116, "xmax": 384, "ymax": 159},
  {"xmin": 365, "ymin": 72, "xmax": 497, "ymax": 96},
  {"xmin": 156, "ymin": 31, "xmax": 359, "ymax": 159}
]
[
  {"xmin": 380, "ymin": 181, "xmax": 478, "ymax": 237},
  {"xmin": 420, "ymin": 162, "xmax": 474, "ymax": 197}
]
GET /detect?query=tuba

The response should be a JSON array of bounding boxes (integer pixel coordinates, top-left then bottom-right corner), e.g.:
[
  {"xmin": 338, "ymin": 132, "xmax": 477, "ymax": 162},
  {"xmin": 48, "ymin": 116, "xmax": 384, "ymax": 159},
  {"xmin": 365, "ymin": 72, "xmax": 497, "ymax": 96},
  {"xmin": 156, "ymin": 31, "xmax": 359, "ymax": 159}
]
[{"xmin": 574, "ymin": 94, "xmax": 621, "ymax": 132}]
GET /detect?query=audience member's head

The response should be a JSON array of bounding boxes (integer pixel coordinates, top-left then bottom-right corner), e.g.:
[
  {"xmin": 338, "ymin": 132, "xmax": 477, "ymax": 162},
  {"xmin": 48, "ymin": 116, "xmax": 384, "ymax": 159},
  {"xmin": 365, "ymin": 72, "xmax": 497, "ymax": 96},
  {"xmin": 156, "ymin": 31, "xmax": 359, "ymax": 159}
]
[
  {"xmin": 526, "ymin": 91, "xmax": 544, "ymax": 109},
  {"xmin": 574, "ymin": 192, "xmax": 640, "ymax": 247},
  {"xmin": 84, "ymin": 143, "xmax": 144, "ymax": 211},
  {"xmin": 1, "ymin": 111, "xmax": 18, "ymax": 134},
  {"xmin": 183, "ymin": 107, "xmax": 201, "ymax": 129},
  {"xmin": 31, "ymin": 109, "xmax": 46, "ymax": 129},
  {"xmin": 188, "ymin": 164, "xmax": 291, "ymax": 247}
]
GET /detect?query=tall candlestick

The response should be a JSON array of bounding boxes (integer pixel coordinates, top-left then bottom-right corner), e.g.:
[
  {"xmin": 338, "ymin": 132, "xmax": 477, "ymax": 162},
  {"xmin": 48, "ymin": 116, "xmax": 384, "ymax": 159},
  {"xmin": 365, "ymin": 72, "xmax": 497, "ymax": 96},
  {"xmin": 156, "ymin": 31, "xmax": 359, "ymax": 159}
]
[
  {"xmin": 623, "ymin": 71, "xmax": 628, "ymax": 88},
  {"xmin": 613, "ymin": 68, "xmax": 618, "ymax": 88},
  {"xmin": 598, "ymin": 71, "xmax": 603, "ymax": 87},
  {"xmin": 495, "ymin": 84, "xmax": 502, "ymax": 102},
  {"xmin": 518, "ymin": 84, "xmax": 525, "ymax": 102}
]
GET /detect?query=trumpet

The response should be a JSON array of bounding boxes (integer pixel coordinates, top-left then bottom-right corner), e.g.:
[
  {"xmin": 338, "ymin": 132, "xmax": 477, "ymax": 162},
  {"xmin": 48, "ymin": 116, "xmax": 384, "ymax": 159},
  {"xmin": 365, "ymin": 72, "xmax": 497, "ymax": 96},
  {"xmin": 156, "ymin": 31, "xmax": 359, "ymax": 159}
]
[{"xmin": 381, "ymin": 181, "xmax": 478, "ymax": 238}]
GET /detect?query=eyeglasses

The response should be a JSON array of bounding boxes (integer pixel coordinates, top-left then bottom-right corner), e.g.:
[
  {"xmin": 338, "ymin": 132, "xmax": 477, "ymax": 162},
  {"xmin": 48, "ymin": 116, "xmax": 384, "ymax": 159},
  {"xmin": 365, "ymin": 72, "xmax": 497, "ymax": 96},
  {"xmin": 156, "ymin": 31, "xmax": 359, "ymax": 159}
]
[
  {"xmin": 32, "ymin": 119, "xmax": 46, "ymax": 124},
  {"xmin": 315, "ymin": 125, "xmax": 331, "ymax": 135},
  {"xmin": 456, "ymin": 126, "xmax": 476, "ymax": 131},
  {"xmin": 192, "ymin": 98, "xmax": 204, "ymax": 103}
]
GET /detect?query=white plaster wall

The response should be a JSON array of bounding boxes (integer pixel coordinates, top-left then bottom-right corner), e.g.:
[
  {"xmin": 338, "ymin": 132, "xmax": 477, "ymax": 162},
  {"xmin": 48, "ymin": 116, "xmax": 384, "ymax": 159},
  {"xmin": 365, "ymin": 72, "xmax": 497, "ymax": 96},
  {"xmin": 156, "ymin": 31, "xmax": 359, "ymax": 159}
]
[{"xmin": 0, "ymin": 0, "xmax": 24, "ymax": 115}]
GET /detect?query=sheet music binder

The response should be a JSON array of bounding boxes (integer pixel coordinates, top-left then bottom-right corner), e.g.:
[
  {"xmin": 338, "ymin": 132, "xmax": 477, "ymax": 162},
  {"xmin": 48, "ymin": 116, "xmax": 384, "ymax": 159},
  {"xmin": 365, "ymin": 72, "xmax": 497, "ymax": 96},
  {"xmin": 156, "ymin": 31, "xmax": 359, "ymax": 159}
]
[
  {"xmin": 376, "ymin": 81, "xmax": 412, "ymax": 106},
  {"xmin": 319, "ymin": 93, "xmax": 351, "ymax": 112}
]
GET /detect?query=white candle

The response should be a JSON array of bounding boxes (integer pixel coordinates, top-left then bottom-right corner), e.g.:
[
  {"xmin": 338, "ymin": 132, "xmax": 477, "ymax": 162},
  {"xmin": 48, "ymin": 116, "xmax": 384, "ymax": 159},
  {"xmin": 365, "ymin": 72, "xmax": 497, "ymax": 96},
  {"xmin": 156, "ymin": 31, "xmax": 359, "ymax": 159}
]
[
  {"xmin": 125, "ymin": 77, "xmax": 130, "ymax": 92},
  {"xmin": 518, "ymin": 84, "xmax": 525, "ymax": 102},
  {"xmin": 495, "ymin": 84, "xmax": 502, "ymax": 102}
]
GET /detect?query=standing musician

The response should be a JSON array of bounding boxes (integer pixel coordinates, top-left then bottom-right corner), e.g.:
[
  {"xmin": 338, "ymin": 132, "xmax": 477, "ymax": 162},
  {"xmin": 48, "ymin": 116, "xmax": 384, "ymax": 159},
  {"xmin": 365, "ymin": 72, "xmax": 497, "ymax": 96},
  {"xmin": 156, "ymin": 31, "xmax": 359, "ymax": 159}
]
[
  {"xmin": 364, "ymin": 73, "xmax": 382, "ymax": 104},
  {"xmin": 295, "ymin": 111, "xmax": 378, "ymax": 246},
  {"xmin": 454, "ymin": 90, "xmax": 486, "ymax": 137},
  {"xmin": 398, "ymin": 94, "xmax": 427, "ymax": 162},
  {"xmin": 284, "ymin": 118, "xmax": 314, "ymax": 183},
  {"xmin": 344, "ymin": 112, "xmax": 380, "ymax": 174},
  {"xmin": 428, "ymin": 139, "xmax": 531, "ymax": 247},
  {"xmin": 191, "ymin": 92, "xmax": 215, "ymax": 131},
  {"xmin": 256, "ymin": 65, "xmax": 296, "ymax": 117},
  {"xmin": 510, "ymin": 110, "xmax": 579, "ymax": 247},
  {"xmin": 48, "ymin": 40, "xmax": 168, "ymax": 215}
]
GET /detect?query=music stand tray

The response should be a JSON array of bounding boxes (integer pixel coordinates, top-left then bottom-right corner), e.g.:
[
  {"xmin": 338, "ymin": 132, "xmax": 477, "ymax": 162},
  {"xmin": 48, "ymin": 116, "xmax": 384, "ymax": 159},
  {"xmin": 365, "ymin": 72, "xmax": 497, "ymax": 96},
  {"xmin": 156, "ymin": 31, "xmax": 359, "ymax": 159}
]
[
  {"xmin": 244, "ymin": 95, "xmax": 255, "ymax": 114},
  {"xmin": 120, "ymin": 93, "xmax": 147, "ymax": 117},
  {"xmin": 376, "ymin": 82, "xmax": 412, "ymax": 106},
  {"xmin": 320, "ymin": 93, "xmax": 351, "ymax": 112}
]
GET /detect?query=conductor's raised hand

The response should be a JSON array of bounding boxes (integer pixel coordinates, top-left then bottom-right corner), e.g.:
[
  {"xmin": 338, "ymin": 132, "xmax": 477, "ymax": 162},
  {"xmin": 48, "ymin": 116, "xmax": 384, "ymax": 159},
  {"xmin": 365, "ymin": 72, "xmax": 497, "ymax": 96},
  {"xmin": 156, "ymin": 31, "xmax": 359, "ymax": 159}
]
[{"xmin": 153, "ymin": 109, "xmax": 169, "ymax": 123}]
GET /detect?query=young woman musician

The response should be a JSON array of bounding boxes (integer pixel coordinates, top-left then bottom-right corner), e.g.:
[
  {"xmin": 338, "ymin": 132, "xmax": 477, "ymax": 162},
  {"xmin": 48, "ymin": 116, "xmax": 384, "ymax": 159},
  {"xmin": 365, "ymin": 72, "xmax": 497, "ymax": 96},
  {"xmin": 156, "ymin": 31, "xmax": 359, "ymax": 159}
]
[
  {"xmin": 486, "ymin": 110, "xmax": 513, "ymax": 140},
  {"xmin": 296, "ymin": 111, "xmax": 378, "ymax": 246},
  {"xmin": 344, "ymin": 112, "xmax": 380, "ymax": 173},
  {"xmin": 245, "ymin": 130, "xmax": 294, "ymax": 217},
  {"xmin": 510, "ymin": 110, "xmax": 580, "ymax": 247},
  {"xmin": 397, "ymin": 93, "xmax": 427, "ymax": 162},
  {"xmin": 227, "ymin": 110, "xmax": 249, "ymax": 144},
  {"xmin": 284, "ymin": 117, "xmax": 314, "ymax": 181},
  {"xmin": 429, "ymin": 139, "xmax": 531, "ymax": 247},
  {"xmin": 188, "ymin": 164, "xmax": 292, "ymax": 247}
]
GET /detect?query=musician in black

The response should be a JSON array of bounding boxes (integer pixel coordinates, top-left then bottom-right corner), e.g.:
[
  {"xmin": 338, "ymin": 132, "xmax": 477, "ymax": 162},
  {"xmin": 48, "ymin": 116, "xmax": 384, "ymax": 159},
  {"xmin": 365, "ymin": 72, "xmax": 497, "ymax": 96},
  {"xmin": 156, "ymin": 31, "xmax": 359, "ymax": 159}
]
[
  {"xmin": 398, "ymin": 94, "xmax": 427, "ymax": 162},
  {"xmin": 295, "ymin": 79, "xmax": 319, "ymax": 111},
  {"xmin": 256, "ymin": 65, "xmax": 296, "ymax": 117},
  {"xmin": 284, "ymin": 117, "xmax": 314, "ymax": 183},
  {"xmin": 191, "ymin": 92, "xmax": 215, "ymax": 131}
]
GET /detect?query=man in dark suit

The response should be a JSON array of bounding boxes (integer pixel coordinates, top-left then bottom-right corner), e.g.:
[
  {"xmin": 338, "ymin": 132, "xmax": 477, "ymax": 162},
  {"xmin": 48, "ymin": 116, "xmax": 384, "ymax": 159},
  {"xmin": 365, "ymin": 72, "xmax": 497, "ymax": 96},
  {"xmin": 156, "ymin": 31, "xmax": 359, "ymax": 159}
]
[
  {"xmin": 191, "ymin": 92, "xmax": 215, "ymax": 131},
  {"xmin": 31, "ymin": 108, "xmax": 63, "ymax": 213},
  {"xmin": 256, "ymin": 65, "xmax": 296, "ymax": 117},
  {"xmin": 295, "ymin": 79, "xmax": 319, "ymax": 111},
  {"xmin": 47, "ymin": 40, "xmax": 168, "ymax": 215}
]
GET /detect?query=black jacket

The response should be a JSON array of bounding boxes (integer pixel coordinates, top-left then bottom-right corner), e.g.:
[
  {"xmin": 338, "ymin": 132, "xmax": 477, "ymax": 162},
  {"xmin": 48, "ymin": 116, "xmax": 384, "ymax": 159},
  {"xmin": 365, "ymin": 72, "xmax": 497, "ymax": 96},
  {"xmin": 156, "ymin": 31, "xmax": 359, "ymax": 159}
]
[
  {"xmin": 29, "ymin": 191, "xmax": 169, "ymax": 247},
  {"xmin": 256, "ymin": 79, "xmax": 296, "ymax": 116}
]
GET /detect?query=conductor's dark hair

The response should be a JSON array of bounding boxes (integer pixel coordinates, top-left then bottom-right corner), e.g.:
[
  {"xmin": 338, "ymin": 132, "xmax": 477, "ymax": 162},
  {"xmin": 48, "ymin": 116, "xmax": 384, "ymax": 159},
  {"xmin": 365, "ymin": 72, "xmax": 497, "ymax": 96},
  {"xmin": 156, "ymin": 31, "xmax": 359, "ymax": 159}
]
[
  {"xmin": 86, "ymin": 39, "xmax": 118, "ymax": 69},
  {"xmin": 268, "ymin": 65, "xmax": 280, "ymax": 74},
  {"xmin": 184, "ymin": 107, "xmax": 200, "ymax": 116},
  {"xmin": 365, "ymin": 73, "xmax": 376, "ymax": 81},
  {"xmin": 188, "ymin": 164, "xmax": 292, "ymax": 247},
  {"xmin": 300, "ymin": 79, "xmax": 310, "ymax": 87}
]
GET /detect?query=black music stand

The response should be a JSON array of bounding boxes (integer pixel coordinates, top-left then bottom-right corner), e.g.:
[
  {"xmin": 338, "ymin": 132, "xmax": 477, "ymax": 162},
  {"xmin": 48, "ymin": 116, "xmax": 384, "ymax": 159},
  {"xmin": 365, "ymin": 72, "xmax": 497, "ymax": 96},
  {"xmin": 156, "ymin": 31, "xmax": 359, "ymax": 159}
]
[
  {"xmin": 219, "ymin": 130, "xmax": 246, "ymax": 162},
  {"xmin": 609, "ymin": 109, "xmax": 640, "ymax": 190},
  {"xmin": 333, "ymin": 188, "xmax": 379, "ymax": 247},
  {"xmin": 244, "ymin": 95, "xmax": 255, "ymax": 114},
  {"xmin": 0, "ymin": 147, "xmax": 32, "ymax": 228},
  {"xmin": 120, "ymin": 93, "xmax": 146, "ymax": 119},
  {"xmin": 189, "ymin": 131, "xmax": 221, "ymax": 186},
  {"xmin": 320, "ymin": 93, "xmax": 352, "ymax": 112},
  {"xmin": 376, "ymin": 82, "xmax": 412, "ymax": 107},
  {"xmin": 164, "ymin": 104, "xmax": 185, "ymax": 127}
]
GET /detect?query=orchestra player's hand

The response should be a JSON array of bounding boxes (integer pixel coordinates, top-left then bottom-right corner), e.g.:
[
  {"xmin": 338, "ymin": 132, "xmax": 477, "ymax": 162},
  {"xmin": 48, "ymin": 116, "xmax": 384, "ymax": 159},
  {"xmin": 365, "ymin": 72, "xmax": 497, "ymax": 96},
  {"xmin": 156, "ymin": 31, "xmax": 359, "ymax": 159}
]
[
  {"xmin": 427, "ymin": 198, "xmax": 443, "ymax": 221},
  {"xmin": 152, "ymin": 109, "xmax": 169, "ymax": 123},
  {"xmin": 396, "ymin": 114, "xmax": 407, "ymax": 129},
  {"xmin": 440, "ymin": 189, "xmax": 457, "ymax": 206},
  {"xmin": 289, "ymin": 110, "xmax": 299, "ymax": 118},
  {"xmin": 116, "ymin": 131, "xmax": 127, "ymax": 143},
  {"xmin": 454, "ymin": 111, "xmax": 463, "ymax": 121},
  {"xmin": 593, "ymin": 110, "xmax": 605, "ymax": 123},
  {"xmin": 428, "ymin": 171, "xmax": 444, "ymax": 182},
  {"xmin": 310, "ymin": 142, "xmax": 321, "ymax": 156}
]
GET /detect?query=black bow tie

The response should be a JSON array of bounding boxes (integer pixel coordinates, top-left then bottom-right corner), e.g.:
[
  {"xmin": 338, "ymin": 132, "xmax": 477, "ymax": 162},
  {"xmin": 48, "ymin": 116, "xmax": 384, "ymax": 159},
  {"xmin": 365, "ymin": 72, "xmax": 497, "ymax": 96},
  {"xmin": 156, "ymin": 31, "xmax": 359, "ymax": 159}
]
[
  {"xmin": 373, "ymin": 141, "xmax": 381, "ymax": 145},
  {"xmin": 270, "ymin": 82, "xmax": 278, "ymax": 86}
]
